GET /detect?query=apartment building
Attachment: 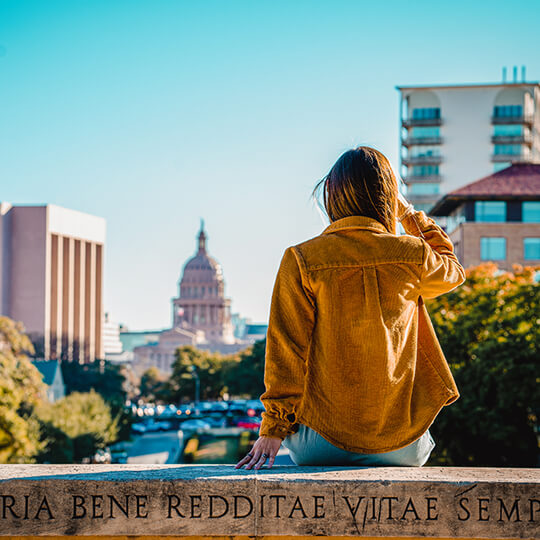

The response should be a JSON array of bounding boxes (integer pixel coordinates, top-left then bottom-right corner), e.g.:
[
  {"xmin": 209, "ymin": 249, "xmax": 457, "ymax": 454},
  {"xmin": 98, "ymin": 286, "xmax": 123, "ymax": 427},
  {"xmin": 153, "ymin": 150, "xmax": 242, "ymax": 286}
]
[
  {"xmin": 0, "ymin": 203, "xmax": 106, "ymax": 362},
  {"xmin": 397, "ymin": 72, "xmax": 540, "ymax": 214},
  {"xmin": 429, "ymin": 164, "xmax": 540, "ymax": 270}
]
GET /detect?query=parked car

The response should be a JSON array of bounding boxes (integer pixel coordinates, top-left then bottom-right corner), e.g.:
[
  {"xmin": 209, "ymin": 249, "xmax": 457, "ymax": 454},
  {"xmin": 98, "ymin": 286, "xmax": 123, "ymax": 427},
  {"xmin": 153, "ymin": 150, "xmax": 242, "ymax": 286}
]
[{"xmin": 179, "ymin": 419, "xmax": 211, "ymax": 431}]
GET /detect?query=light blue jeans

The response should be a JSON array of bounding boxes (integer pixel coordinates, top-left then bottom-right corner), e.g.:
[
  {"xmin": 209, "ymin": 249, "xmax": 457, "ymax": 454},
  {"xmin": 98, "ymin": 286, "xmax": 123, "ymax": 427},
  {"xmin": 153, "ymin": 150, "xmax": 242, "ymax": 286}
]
[{"xmin": 282, "ymin": 424, "xmax": 436, "ymax": 466}]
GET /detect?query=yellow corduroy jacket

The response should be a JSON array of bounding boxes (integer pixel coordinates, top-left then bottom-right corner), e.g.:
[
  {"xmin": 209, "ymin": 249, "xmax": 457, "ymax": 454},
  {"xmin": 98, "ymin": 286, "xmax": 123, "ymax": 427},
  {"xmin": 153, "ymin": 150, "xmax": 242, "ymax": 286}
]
[{"xmin": 258, "ymin": 209, "xmax": 467, "ymax": 453}]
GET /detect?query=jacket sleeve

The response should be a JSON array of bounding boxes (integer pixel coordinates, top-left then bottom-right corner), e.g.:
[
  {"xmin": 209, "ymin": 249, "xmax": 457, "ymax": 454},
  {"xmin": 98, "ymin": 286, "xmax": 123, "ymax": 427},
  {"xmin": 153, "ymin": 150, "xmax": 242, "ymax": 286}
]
[
  {"xmin": 258, "ymin": 246, "xmax": 316, "ymax": 439},
  {"xmin": 400, "ymin": 209, "xmax": 466, "ymax": 299}
]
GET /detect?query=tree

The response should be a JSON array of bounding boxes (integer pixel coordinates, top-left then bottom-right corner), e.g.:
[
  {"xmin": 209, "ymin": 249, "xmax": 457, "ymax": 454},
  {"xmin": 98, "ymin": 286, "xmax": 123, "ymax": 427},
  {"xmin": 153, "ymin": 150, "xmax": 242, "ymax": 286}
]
[
  {"xmin": 426, "ymin": 263, "xmax": 540, "ymax": 467},
  {"xmin": 37, "ymin": 390, "xmax": 118, "ymax": 463},
  {"xmin": 224, "ymin": 339, "xmax": 266, "ymax": 398},
  {"xmin": 0, "ymin": 316, "xmax": 47, "ymax": 463},
  {"xmin": 61, "ymin": 360, "xmax": 127, "ymax": 404},
  {"xmin": 139, "ymin": 366, "xmax": 168, "ymax": 401},
  {"xmin": 164, "ymin": 346, "xmax": 237, "ymax": 402}
]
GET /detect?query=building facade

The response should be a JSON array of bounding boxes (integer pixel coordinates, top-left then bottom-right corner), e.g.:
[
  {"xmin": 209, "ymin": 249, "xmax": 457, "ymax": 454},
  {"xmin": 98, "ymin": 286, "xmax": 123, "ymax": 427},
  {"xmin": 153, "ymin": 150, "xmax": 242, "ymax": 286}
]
[
  {"xmin": 0, "ymin": 203, "xmax": 106, "ymax": 362},
  {"xmin": 103, "ymin": 311, "xmax": 124, "ymax": 360},
  {"xmin": 397, "ymin": 75, "xmax": 540, "ymax": 214},
  {"xmin": 133, "ymin": 222, "xmax": 248, "ymax": 375},
  {"xmin": 430, "ymin": 164, "xmax": 540, "ymax": 270}
]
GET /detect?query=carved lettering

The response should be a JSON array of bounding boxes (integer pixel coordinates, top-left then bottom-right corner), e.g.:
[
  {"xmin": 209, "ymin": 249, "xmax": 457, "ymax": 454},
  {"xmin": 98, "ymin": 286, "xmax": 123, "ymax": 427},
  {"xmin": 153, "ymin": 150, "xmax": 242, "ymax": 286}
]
[
  {"xmin": 135, "ymin": 495, "xmax": 148, "ymax": 518},
  {"xmin": 498, "ymin": 498, "xmax": 520, "ymax": 522},
  {"xmin": 313, "ymin": 495, "xmax": 325, "ymax": 518},
  {"xmin": 478, "ymin": 498, "xmax": 490, "ymax": 521},
  {"xmin": 370, "ymin": 496, "xmax": 377, "ymax": 520},
  {"xmin": 260, "ymin": 494, "xmax": 265, "ymax": 518},
  {"xmin": 269, "ymin": 495, "xmax": 286, "ymax": 518},
  {"xmin": 34, "ymin": 496, "xmax": 54, "ymax": 520},
  {"xmin": 1, "ymin": 495, "xmax": 19, "ymax": 519},
  {"xmin": 233, "ymin": 495, "xmax": 253, "ymax": 518},
  {"xmin": 72, "ymin": 496, "xmax": 86, "ymax": 519},
  {"xmin": 167, "ymin": 494, "xmax": 185, "ymax": 518},
  {"xmin": 342, "ymin": 496, "xmax": 364, "ymax": 519},
  {"xmin": 209, "ymin": 495, "xmax": 228, "ymax": 518},
  {"xmin": 288, "ymin": 496, "xmax": 307, "ymax": 519},
  {"xmin": 400, "ymin": 497, "xmax": 420, "ymax": 521},
  {"xmin": 426, "ymin": 497, "xmax": 438, "ymax": 520},
  {"xmin": 92, "ymin": 495, "xmax": 103, "ymax": 519},
  {"xmin": 190, "ymin": 495, "xmax": 202, "ymax": 518},
  {"xmin": 23, "ymin": 495, "xmax": 29, "ymax": 520},
  {"xmin": 382, "ymin": 497, "xmax": 399, "ymax": 520},
  {"xmin": 458, "ymin": 497, "xmax": 471, "ymax": 521},
  {"xmin": 109, "ymin": 495, "xmax": 129, "ymax": 518},
  {"xmin": 530, "ymin": 499, "xmax": 540, "ymax": 522}
]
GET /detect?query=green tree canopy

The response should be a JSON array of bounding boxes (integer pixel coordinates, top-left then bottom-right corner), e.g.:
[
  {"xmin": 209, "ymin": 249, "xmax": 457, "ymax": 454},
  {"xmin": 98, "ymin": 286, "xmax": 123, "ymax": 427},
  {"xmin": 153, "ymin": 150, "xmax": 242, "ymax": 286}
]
[
  {"xmin": 427, "ymin": 263, "xmax": 540, "ymax": 467},
  {"xmin": 37, "ymin": 389, "xmax": 118, "ymax": 463},
  {"xmin": 0, "ymin": 316, "xmax": 46, "ymax": 463},
  {"xmin": 163, "ymin": 346, "xmax": 238, "ymax": 402}
]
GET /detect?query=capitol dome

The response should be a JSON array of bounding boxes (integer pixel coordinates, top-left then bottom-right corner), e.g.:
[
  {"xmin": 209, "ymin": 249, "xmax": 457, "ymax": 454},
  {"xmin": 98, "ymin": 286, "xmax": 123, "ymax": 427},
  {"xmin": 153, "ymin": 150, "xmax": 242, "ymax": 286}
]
[
  {"xmin": 179, "ymin": 221, "xmax": 225, "ymax": 298},
  {"xmin": 171, "ymin": 221, "xmax": 234, "ymax": 345}
]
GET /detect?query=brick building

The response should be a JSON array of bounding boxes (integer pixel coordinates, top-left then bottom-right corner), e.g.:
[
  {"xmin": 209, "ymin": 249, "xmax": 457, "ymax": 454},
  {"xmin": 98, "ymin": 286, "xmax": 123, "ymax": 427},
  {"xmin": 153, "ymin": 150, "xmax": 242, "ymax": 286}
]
[{"xmin": 429, "ymin": 164, "xmax": 540, "ymax": 270}]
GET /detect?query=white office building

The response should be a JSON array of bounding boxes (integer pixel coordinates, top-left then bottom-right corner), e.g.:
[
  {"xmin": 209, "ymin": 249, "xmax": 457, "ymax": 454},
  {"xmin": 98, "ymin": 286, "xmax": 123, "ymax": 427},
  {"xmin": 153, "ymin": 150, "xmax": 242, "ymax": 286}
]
[
  {"xmin": 397, "ymin": 70, "xmax": 540, "ymax": 213},
  {"xmin": 0, "ymin": 203, "xmax": 106, "ymax": 363}
]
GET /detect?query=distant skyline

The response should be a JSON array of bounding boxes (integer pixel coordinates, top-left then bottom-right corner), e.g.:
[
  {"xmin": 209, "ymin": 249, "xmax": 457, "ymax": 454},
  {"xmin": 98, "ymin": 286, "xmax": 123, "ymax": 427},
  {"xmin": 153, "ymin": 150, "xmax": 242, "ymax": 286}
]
[{"xmin": 1, "ymin": 0, "xmax": 539, "ymax": 330}]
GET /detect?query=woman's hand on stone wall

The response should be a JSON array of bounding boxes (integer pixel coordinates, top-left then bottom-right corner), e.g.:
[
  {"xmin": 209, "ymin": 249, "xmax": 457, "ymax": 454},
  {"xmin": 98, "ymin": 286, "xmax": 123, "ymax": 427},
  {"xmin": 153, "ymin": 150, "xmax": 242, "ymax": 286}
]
[{"xmin": 235, "ymin": 436, "xmax": 283, "ymax": 469}]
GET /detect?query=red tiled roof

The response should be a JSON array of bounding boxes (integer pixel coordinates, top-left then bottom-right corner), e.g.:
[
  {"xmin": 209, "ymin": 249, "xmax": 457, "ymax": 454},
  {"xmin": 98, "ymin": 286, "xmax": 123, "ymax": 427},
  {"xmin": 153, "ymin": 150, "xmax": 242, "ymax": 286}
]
[
  {"xmin": 450, "ymin": 163, "xmax": 540, "ymax": 197},
  {"xmin": 430, "ymin": 163, "xmax": 540, "ymax": 216}
]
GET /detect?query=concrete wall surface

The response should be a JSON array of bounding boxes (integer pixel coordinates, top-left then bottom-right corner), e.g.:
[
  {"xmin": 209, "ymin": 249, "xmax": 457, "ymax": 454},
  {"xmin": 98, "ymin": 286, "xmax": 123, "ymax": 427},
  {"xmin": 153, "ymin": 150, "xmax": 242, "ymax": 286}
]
[{"xmin": 0, "ymin": 465, "xmax": 537, "ymax": 538}]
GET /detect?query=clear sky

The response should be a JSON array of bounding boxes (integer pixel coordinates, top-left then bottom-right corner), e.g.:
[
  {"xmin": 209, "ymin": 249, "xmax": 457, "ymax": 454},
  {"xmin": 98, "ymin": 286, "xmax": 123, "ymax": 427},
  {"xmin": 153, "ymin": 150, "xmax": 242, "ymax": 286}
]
[{"xmin": 1, "ymin": 0, "xmax": 539, "ymax": 330}]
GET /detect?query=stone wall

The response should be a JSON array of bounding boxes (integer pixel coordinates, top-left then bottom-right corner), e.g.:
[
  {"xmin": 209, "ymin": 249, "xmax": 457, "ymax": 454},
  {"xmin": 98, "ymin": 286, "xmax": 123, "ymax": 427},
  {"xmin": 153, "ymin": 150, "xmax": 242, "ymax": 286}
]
[{"xmin": 0, "ymin": 465, "xmax": 538, "ymax": 538}]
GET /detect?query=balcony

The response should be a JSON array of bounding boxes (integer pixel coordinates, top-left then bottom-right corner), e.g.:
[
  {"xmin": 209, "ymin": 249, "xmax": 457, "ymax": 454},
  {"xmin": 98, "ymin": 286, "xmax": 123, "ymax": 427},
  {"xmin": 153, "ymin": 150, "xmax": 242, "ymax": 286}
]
[
  {"xmin": 491, "ymin": 153, "xmax": 532, "ymax": 163},
  {"xmin": 402, "ymin": 155, "xmax": 443, "ymax": 166},
  {"xmin": 491, "ymin": 133, "xmax": 533, "ymax": 145},
  {"xmin": 402, "ymin": 136, "xmax": 443, "ymax": 147},
  {"xmin": 403, "ymin": 174, "xmax": 443, "ymax": 183},
  {"xmin": 491, "ymin": 114, "xmax": 534, "ymax": 125},
  {"xmin": 402, "ymin": 117, "xmax": 443, "ymax": 128}
]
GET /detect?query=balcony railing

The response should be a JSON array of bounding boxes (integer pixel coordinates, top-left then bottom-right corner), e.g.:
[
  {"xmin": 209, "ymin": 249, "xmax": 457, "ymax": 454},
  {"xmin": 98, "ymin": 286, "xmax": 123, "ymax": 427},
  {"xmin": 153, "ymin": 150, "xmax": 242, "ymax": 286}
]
[
  {"xmin": 403, "ymin": 174, "xmax": 443, "ymax": 183},
  {"xmin": 491, "ymin": 133, "xmax": 533, "ymax": 145},
  {"xmin": 491, "ymin": 115, "xmax": 534, "ymax": 125},
  {"xmin": 402, "ymin": 117, "xmax": 443, "ymax": 128},
  {"xmin": 406, "ymin": 193, "xmax": 442, "ymax": 204},
  {"xmin": 402, "ymin": 136, "xmax": 443, "ymax": 147},
  {"xmin": 491, "ymin": 153, "xmax": 532, "ymax": 163},
  {"xmin": 402, "ymin": 155, "xmax": 443, "ymax": 166}
]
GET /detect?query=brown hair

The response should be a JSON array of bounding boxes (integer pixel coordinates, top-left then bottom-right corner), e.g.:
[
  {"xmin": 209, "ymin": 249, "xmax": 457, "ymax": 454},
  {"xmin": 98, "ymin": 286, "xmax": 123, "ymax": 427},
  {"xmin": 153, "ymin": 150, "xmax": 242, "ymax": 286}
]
[{"xmin": 313, "ymin": 146, "xmax": 398, "ymax": 234}]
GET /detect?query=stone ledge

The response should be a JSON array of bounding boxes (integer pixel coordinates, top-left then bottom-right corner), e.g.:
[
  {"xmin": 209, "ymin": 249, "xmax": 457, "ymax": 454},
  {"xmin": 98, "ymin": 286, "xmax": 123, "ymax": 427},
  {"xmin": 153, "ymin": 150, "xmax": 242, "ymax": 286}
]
[{"xmin": 0, "ymin": 465, "xmax": 538, "ymax": 538}]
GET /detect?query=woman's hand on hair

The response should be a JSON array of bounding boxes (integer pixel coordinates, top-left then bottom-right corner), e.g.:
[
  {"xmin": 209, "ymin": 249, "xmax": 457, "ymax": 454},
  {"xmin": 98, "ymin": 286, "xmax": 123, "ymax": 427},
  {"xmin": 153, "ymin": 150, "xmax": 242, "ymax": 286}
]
[
  {"xmin": 235, "ymin": 436, "xmax": 282, "ymax": 470},
  {"xmin": 397, "ymin": 191, "xmax": 415, "ymax": 221}
]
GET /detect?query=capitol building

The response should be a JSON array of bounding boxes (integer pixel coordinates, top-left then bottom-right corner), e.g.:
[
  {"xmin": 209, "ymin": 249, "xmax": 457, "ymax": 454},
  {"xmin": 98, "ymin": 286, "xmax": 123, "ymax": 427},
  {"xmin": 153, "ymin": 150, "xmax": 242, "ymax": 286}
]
[{"xmin": 132, "ymin": 222, "xmax": 253, "ymax": 374}]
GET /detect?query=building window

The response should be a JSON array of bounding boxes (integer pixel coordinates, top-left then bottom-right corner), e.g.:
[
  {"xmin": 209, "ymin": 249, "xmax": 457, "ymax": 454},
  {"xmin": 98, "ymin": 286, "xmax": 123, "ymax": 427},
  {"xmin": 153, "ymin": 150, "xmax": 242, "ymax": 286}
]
[
  {"xmin": 411, "ymin": 126, "xmax": 440, "ymax": 138},
  {"xmin": 410, "ymin": 146, "xmax": 440, "ymax": 158},
  {"xmin": 493, "ymin": 124, "xmax": 523, "ymax": 136},
  {"xmin": 522, "ymin": 201, "xmax": 540, "ymax": 222},
  {"xmin": 494, "ymin": 144, "xmax": 522, "ymax": 155},
  {"xmin": 411, "ymin": 165, "xmax": 439, "ymax": 176},
  {"xmin": 475, "ymin": 201, "xmax": 506, "ymax": 222},
  {"xmin": 480, "ymin": 237, "xmax": 506, "ymax": 261},
  {"xmin": 412, "ymin": 108, "xmax": 441, "ymax": 120},
  {"xmin": 524, "ymin": 238, "xmax": 540, "ymax": 260},
  {"xmin": 493, "ymin": 105, "xmax": 523, "ymax": 118},
  {"xmin": 408, "ymin": 183, "xmax": 440, "ymax": 195}
]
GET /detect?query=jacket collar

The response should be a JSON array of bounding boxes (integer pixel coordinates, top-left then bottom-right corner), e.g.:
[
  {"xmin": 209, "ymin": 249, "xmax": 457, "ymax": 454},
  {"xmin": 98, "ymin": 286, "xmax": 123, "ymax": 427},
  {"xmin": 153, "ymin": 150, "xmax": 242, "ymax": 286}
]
[{"xmin": 322, "ymin": 215, "xmax": 389, "ymax": 235}]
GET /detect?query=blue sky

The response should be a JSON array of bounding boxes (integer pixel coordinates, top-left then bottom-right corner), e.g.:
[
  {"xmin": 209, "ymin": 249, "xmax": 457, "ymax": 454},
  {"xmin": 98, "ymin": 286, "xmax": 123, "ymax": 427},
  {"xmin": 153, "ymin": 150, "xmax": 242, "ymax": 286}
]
[{"xmin": 1, "ymin": 0, "xmax": 539, "ymax": 330}]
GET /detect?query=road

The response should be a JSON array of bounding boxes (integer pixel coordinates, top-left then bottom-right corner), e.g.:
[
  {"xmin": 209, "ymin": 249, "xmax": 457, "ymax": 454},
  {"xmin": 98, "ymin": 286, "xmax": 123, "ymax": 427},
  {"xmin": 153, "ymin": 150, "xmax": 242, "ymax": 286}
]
[{"xmin": 127, "ymin": 431, "xmax": 184, "ymax": 464}]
